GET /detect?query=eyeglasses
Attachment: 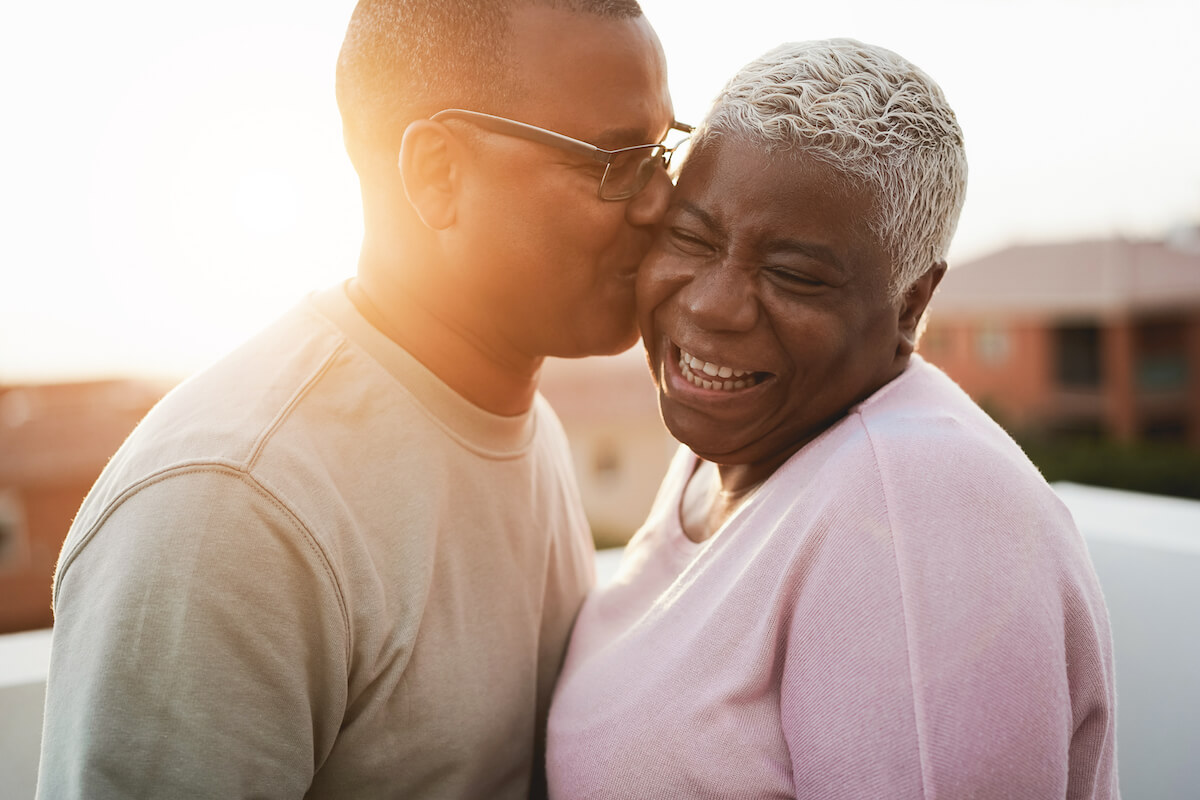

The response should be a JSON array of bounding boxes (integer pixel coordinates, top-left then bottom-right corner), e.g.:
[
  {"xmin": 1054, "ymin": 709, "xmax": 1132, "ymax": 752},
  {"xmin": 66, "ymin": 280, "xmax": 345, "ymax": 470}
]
[{"xmin": 430, "ymin": 108, "xmax": 693, "ymax": 201}]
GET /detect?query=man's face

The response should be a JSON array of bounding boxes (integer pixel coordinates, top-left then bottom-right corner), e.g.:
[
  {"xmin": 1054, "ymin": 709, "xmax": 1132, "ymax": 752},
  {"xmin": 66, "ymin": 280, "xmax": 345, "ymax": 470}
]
[
  {"xmin": 451, "ymin": 7, "xmax": 675, "ymax": 360},
  {"xmin": 638, "ymin": 134, "xmax": 912, "ymax": 477}
]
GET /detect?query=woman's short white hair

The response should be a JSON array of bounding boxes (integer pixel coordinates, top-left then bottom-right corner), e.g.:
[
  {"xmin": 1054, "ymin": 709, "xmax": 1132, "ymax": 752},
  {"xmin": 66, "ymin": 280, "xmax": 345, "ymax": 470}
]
[{"xmin": 694, "ymin": 38, "xmax": 968, "ymax": 299}]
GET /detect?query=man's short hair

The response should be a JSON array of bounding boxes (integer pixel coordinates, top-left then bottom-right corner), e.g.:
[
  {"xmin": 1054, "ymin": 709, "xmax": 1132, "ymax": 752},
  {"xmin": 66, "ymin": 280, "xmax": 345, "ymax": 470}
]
[
  {"xmin": 336, "ymin": 0, "xmax": 643, "ymax": 172},
  {"xmin": 694, "ymin": 38, "xmax": 968, "ymax": 298}
]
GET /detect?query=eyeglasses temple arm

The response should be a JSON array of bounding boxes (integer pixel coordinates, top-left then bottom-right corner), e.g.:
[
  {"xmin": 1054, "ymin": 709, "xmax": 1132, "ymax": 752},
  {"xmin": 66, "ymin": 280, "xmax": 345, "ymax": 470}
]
[{"xmin": 431, "ymin": 108, "xmax": 606, "ymax": 162}]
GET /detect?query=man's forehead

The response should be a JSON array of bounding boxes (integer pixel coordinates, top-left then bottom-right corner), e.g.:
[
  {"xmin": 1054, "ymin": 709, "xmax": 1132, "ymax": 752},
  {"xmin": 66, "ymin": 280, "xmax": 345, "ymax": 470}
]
[{"xmin": 503, "ymin": 6, "xmax": 671, "ymax": 145}]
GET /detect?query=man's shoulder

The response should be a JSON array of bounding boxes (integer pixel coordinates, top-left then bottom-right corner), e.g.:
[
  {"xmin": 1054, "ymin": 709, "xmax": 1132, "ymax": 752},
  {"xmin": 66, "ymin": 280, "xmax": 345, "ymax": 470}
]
[
  {"xmin": 110, "ymin": 302, "xmax": 351, "ymax": 481},
  {"xmin": 64, "ymin": 298, "xmax": 407, "ymax": 549},
  {"xmin": 51, "ymin": 299, "xmax": 388, "ymax": 617}
]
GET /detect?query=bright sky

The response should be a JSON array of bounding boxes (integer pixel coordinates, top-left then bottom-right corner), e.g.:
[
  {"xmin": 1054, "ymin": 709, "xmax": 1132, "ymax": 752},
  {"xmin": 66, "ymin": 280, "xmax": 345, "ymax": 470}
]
[{"xmin": 2, "ymin": 0, "xmax": 1197, "ymax": 382}]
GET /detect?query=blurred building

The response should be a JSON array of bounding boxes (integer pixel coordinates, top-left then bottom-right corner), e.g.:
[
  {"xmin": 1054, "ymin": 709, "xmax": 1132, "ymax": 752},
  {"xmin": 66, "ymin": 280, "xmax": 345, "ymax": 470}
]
[
  {"xmin": 540, "ymin": 349, "xmax": 677, "ymax": 547},
  {"xmin": 921, "ymin": 230, "xmax": 1200, "ymax": 447},
  {"xmin": 0, "ymin": 379, "xmax": 170, "ymax": 634}
]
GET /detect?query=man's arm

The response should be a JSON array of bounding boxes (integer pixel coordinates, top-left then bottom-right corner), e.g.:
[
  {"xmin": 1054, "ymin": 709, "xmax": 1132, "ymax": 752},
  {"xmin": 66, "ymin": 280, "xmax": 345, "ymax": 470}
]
[{"xmin": 38, "ymin": 467, "xmax": 349, "ymax": 799}]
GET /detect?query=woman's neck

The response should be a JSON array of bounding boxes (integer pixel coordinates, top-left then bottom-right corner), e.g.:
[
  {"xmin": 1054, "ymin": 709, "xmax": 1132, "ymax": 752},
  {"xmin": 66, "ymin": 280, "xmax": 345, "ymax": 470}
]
[{"xmin": 679, "ymin": 460, "xmax": 769, "ymax": 544}]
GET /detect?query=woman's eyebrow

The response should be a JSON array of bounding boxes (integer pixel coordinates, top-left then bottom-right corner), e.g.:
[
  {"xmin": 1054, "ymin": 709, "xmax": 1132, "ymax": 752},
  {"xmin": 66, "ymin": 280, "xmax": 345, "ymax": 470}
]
[
  {"xmin": 671, "ymin": 201, "xmax": 845, "ymax": 273},
  {"xmin": 762, "ymin": 238, "xmax": 845, "ymax": 272},
  {"xmin": 672, "ymin": 200, "xmax": 719, "ymax": 230}
]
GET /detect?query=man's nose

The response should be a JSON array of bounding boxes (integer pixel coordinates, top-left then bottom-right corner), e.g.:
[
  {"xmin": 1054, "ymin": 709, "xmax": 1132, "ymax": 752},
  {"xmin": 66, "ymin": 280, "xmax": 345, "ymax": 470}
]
[{"xmin": 624, "ymin": 165, "xmax": 672, "ymax": 227}]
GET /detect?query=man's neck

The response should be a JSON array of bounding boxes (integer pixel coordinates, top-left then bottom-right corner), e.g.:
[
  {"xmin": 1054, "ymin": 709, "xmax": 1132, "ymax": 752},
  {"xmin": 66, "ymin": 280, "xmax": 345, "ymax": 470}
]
[{"xmin": 349, "ymin": 275, "xmax": 542, "ymax": 417}]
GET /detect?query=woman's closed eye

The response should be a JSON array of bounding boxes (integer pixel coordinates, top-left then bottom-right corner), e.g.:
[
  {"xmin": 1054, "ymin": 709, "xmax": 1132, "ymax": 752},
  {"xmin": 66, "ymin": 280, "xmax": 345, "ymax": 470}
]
[
  {"xmin": 666, "ymin": 227, "xmax": 714, "ymax": 255},
  {"xmin": 766, "ymin": 265, "xmax": 826, "ymax": 289}
]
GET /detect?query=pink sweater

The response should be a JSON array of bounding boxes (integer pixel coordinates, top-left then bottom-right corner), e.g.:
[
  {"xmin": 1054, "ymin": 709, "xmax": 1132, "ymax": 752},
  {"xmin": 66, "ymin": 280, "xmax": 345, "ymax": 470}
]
[{"xmin": 547, "ymin": 357, "xmax": 1117, "ymax": 799}]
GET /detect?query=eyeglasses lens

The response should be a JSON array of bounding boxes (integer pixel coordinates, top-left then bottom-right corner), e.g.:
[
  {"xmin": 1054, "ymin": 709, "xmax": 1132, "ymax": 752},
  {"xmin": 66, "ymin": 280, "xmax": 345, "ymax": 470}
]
[{"xmin": 599, "ymin": 146, "xmax": 668, "ymax": 201}]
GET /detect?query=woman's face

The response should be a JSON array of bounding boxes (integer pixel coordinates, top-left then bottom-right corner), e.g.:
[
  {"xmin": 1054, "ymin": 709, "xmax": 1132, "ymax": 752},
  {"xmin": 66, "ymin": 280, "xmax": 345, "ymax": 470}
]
[{"xmin": 637, "ymin": 133, "xmax": 925, "ymax": 478}]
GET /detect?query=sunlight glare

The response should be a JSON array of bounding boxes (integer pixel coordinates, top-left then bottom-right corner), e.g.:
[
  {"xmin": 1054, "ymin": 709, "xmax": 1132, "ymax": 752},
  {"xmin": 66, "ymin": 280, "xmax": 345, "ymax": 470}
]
[{"xmin": 233, "ymin": 170, "xmax": 301, "ymax": 237}]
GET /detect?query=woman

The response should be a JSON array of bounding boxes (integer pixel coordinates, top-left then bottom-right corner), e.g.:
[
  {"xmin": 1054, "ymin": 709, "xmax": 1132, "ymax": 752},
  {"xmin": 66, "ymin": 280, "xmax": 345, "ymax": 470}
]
[{"xmin": 547, "ymin": 39, "xmax": 1117, "ymax": 799}]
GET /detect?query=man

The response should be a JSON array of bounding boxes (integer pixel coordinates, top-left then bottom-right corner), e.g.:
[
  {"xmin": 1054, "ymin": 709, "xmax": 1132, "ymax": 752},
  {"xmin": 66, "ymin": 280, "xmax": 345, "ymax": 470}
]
[{"xmin": 37, "ymin": 1, "xmax": 680, "ymax": 797}]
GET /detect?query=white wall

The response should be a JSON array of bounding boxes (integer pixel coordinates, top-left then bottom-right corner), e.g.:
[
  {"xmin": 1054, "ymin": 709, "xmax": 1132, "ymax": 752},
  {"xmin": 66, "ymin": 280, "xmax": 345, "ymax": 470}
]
[
  {"xmin": 1053, "ymin": 483, "xmax": 1200, "ymax": 799},
  {"xmin": 0, "ymin": 629, "xmax": 50, "ymax": 800}
]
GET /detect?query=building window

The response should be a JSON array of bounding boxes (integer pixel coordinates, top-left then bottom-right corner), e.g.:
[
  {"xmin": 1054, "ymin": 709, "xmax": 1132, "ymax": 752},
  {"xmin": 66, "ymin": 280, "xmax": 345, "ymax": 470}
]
[
  {"xmin": 1138, "ymin": 356, "xmax": 1189, "ymax": 391},
  {"xmin": 591, "ymin": 439, "xmax": 621, "ymax": 483},
  {"xmin": 1054, "ymin": 324, "xmax": 1103, "ymax": 388},
  {"xmin": 1136, "ymin": 319, "xmax": 1188, "ymax": 391}
]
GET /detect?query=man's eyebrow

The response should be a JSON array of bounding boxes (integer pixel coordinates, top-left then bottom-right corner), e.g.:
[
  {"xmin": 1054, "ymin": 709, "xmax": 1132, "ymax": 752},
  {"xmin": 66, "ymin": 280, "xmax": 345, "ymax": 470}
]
[{"xmin": 591, "ymin": 123, "xmax": 669, "ymax": 149}]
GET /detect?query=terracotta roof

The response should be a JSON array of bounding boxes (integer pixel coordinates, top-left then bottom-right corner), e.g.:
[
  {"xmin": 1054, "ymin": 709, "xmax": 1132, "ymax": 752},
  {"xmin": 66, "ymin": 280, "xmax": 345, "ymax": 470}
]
[
  {"xmin": 933, "ymin": 231, "xmax": 1200, "ymax": 317},
  {"xmin": 0, "ymin": 379, "xmax": 172, "ymax": 484}
]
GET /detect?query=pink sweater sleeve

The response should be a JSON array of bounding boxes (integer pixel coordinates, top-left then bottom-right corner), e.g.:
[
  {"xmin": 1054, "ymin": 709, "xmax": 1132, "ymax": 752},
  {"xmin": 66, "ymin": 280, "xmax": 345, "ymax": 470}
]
[{"xmin": 779, "ymin": 388, "xmax": 1116, "ymax": 798}]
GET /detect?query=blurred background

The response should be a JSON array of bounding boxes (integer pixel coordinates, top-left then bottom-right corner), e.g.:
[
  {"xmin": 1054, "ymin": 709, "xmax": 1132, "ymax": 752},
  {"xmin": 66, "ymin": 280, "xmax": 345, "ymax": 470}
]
[{"xmin": 2, "ymin": 1, "xmax": 1198, "ymax": 797}]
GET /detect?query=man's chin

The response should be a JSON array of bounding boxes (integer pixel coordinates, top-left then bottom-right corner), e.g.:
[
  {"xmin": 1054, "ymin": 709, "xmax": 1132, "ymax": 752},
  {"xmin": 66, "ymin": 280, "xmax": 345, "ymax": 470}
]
[
  {"xmin": 549, "ymin": 317, "xmax": 640, "ymax": 360},
  {"xmin": 560, "ymin": 340, "xmax": 637, "ymax": 361}
]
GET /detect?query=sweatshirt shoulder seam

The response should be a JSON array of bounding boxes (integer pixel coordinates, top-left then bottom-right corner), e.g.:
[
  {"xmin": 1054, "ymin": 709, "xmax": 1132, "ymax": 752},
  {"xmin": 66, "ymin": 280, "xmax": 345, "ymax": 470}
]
[{"xmin": 53, "ymin": 460, "xmax": 352, "ymax": 664}]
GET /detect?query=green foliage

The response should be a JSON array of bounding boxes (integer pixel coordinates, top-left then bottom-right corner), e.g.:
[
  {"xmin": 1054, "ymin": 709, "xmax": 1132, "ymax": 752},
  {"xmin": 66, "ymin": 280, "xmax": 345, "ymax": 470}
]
[
  {"xmin": 1016, "ymin": 435, "xmax": 1200, "ymax": 500},
  {"xmin": 589, "ymin": 522, "xmax": 636, "ymax": 550}
]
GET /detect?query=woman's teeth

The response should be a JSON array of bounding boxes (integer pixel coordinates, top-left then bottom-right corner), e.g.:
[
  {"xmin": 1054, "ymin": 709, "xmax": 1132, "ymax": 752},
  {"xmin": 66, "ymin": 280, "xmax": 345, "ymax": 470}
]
[{"xmin": 678, "ymin": 349, "xmax": 759, "ymax": 391}]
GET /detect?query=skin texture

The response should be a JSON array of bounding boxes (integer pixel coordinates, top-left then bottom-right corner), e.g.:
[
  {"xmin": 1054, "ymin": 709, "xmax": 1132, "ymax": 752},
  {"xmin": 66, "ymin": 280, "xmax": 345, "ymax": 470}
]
[
  {"xmin": 638, "ymin": 134, "xmax": 943, "ymax": 537},
  {"xmin": 447, "ymin": 7, "xmax": 674, "ymax": 360},
  {"xmin": 358, "ymin": 6, "xmax": 675, "ymax": 416}
]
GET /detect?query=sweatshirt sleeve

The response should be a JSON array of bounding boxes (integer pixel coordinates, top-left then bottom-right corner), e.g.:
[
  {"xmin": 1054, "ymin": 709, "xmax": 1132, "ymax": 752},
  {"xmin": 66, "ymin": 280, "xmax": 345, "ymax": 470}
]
[
  {"xmin": 38, "ymin": 466, "xmax": 350, "ymax": 800},
  {"xmin": 778, "ymin": 416, "xmax": 1117, "ymax": 799}
]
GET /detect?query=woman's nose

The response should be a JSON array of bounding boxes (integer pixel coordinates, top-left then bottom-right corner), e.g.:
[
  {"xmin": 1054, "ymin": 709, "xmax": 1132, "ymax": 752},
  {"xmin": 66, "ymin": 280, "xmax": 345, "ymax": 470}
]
[{"xmin": 678, "ymin": 261, "xmax": 758, "ymax": 333}]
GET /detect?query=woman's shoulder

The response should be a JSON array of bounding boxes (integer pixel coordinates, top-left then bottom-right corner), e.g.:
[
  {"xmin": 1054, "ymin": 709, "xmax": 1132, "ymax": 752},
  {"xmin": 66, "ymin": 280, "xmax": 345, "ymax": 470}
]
[
  {"xmin": 841, "ymin": 359, "xmax": 1084, "ymax": 561},
  {"xmin": 855, "ymin": 359, "xmax": 1044, "ymax": 490},
  {"xmin": 755, "ymin": 358, "xmax": 1076, "ymax": 557}
]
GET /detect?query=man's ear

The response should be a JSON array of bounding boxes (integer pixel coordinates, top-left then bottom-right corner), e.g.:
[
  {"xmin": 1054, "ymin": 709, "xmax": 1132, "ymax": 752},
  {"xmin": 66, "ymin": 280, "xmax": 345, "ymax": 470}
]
[
  {"xmin": 897, "ymin": 261, "xmax": 947, "ymax": 350},
  {"xmin": 398, "ymin": 120, "xmax": 460, "ymax": 230}
]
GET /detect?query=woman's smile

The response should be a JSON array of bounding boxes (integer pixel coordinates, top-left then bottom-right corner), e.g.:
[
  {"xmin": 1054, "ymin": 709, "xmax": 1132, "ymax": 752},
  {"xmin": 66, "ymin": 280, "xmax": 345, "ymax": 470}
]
[{"xmin": 675, "ymin": 344, "xmax": 768, "ymax": 391}]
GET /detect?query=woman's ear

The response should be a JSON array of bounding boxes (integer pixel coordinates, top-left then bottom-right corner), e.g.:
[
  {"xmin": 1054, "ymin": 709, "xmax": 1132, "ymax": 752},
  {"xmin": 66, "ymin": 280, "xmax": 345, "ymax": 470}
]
[
  {"xmin": 898, "ymin": 261, "xmax": 947, "ymax": 349},
  {"xmin": 398, "ymin": 120, "xmax": 459, "ymax": 230}
]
